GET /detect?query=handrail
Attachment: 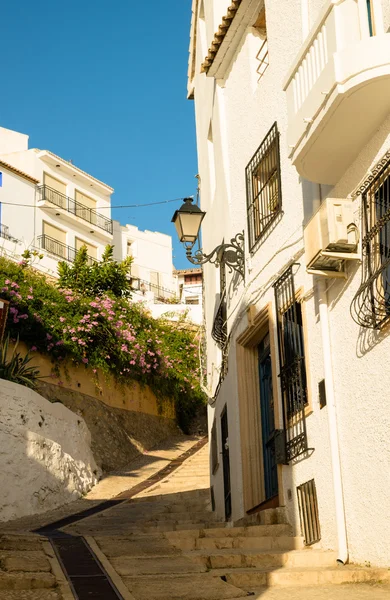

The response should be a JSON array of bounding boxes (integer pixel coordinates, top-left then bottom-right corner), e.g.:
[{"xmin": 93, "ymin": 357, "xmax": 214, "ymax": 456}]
[
  {"xmin": 37, "ymin": 185, "xmax": 113, "ymax": 234},
  {"xmin": 38, "ymin": 234, "xmax": 97, "ymax": 266}
]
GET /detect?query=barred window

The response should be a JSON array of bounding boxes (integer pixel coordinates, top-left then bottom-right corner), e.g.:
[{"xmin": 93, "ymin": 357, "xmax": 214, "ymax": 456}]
[
  {"xmin": 274, "ymin": 265, "xmax": 308, "ymax": 462},
  {"xmin": 351, "ymin": 159, "xmax": 390, "ymax": 329},
  {"xmin": 246, "ymin": 122, "xmax": 282, "ymax": 252}
]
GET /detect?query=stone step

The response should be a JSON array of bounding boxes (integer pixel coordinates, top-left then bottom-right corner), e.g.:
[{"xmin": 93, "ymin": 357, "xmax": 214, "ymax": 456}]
[
  {"xmin": 193, "ymin": 536, "xmax": 303, "ymax": 552},
  {"xmin": 95, "ymin": 535, "xmax": 182, "ymax": 558},
  {"xmin": 0, "ymin": 536, "xmax": 43, "ymax": 552},
  {"xmin": 191, "ymin": 549, "xmax": 337, "ymax": 570},
  {"xmin": 0, "ymin": 591, "xmax": 62, "ymax": 600},
  {"xmin": 221, "ymin": 565, "xmax": 390, "ymax": 589},
  {"xmin": 166, "ymin": 523, "xmax": 293, "ymax": 545},
  {"xmin": 122, "ymin": 572, "xmax": 248, "ymax": 600},
  {"xmin": 244, "ymin": 586, "xmax": 390, "ymax": 600},
  {"xmin": 147, "ymin": 511, "xmax": 218, "ymax": 523},
  {"xmin": 0, "ymin": 551, "xmax": 51, "ymax": 573},
  {"xmin": 111, "ymin": 554, "xmax": 207, "ymax": 576},
  {"xmin": 0, "ymin": 572, "xmax": 56, "ymax": 591}
]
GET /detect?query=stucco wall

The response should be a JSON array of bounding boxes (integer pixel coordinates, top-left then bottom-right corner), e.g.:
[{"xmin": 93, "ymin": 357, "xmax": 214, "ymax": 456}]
[
  {"xmin": 0, "ymin": 378, "xmax": 100, "ymax": 522},
  {"xmin": 320, "ymin": 118, "xmax": 390, "ymax": 567},
  {"xmin": 191, "ymin": 0, "xmax": 390, "ymax": 568},
  {"xmin": 14, "ymin": 343, "xmax": 175, "ymax": 419}
]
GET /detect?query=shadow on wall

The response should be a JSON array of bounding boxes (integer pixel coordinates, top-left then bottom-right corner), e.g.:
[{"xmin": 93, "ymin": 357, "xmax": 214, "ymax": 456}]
[
  {"xmin": 37, "ymin": 382, "xmax": 181, "ymax": 473},
  {"xmin": 0, "ymin": 378, "xmax": 100, "ymax": 523}
]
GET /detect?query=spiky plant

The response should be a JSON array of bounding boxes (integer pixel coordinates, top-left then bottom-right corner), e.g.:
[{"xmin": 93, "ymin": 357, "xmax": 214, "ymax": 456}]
[{"xmin": 0, "ymin": 334, "xmax": 42, "ymax": 389}]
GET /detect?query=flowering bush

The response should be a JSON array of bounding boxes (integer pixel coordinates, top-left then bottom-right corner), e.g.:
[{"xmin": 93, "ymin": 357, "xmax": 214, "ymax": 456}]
[{"xmin": 0, "ymin": 256, "xmax": 205, "ymax": 431}]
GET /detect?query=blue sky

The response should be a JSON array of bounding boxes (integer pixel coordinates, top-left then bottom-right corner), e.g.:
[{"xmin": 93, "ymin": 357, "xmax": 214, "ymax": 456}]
[{"xmin": 1, "ymin": 0, "xmax": 198, "ymax": 269}]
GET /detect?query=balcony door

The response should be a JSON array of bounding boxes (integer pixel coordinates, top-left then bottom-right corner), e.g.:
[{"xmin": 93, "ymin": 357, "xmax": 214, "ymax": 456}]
[
  {"xmin": 75, "ymin": 190, "xmax": 97, "ymax": 224},
  {"xmin": 42, "ymin": 222, "xmax": 67, "ymax": 259},
  {"xmin": 43, "ymin": 173, "xmax": 67, "ymax": 209}
]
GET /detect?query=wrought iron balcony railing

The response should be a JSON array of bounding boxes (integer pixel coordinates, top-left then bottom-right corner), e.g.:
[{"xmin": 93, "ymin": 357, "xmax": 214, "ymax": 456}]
[
  {"xmin": 36, "ymin": 185, "xmax": 113, "ymax": 235},
  {"xmin": 38, "ymin": 234, "xmax": 97, "ymax": 266},
  {"xmin": 0, "ymin": 224, "xmax": 11, "ymax": 240}
]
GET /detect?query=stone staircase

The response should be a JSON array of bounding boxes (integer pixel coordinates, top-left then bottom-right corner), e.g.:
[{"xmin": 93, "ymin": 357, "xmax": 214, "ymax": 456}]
[
  {"xmin": 89, "ymin": 444, "xmax": 390, "ymax": 599},
  {"xmin": 0, "ymin": 534, "xmax": 61, "ymax": 599}
]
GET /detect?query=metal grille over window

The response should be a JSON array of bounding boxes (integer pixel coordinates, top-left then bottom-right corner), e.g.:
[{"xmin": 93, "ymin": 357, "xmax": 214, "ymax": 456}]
[
  {"xmin": 212, "ymin": 261, "xmax": 228, "ymax": 349},
  {"xmin": 274, "ymin": 265, "xmax": 308, "ymax": 461},
  {"xmin": 297, "ymin": 479, "xmax": 321, "ymax": 545},
  {"xmin": 351, "ymin": 160, "xmax": 390, "ymax": 329},
  {"xmin": 246, "ymin": 122, "xmax": 281, "ymax": 252}
]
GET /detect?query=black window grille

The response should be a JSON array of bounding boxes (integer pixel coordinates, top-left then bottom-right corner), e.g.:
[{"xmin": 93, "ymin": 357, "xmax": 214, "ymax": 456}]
[
  {"xmin": 297, "ymin": 479, "xmax": 321, "ymax": 545},
  {"xmin": 212, "ymin": 260, "xmax": 227, "ymax": 349},
  {"xmin": 246, "ymin": 122, "xmax": 282, "ymax": 251},
  {"xmin": 351, "ymin": 159, "xmax": 390, "ymax": 329},
  {"xmin": 274, "ymin": 265, "xmax": 308, "ymax": 461}
]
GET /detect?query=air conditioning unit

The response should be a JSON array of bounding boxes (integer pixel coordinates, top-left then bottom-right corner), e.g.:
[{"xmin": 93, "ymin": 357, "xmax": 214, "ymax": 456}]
[{"xmin": 304, "ymin": 198, "xmax": 360, "ymax": 277}]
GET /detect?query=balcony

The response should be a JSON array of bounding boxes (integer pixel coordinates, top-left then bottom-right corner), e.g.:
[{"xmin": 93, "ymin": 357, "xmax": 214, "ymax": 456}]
[
  {"xmin": 284, "ymin": 0, "xmax": 390, "ymax": 184},
  {"xmin": 36, "ymin": 185, "xmax": 113, "ymax": 237},
  {"xmin": 38, "ymin": 234, "xmax": 97, "ymax": 266}
]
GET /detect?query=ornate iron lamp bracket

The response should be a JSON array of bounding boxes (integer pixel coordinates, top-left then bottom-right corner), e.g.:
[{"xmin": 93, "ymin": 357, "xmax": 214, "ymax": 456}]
[{"xmin": 185, "ymin": 232, "xmax": 245, "ymax": 280}]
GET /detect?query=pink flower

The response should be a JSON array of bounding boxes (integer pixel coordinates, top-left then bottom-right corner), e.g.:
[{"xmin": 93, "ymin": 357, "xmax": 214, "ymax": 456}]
[
  {"xmin": 93, "ymin": 368, "xmax": 97, "ymax": 374},
  {"xmin": 82, "ymin": 358, "xmax": 88, "ymax": 364},
  {"xmin": 31, "ymin": 346, "xmax": 37, "ymax": 351},
  {"xmin": 27, "ymin": 295, "xmax": 34, "ymax": 300},
  {"xmin": 46, "ymin": 334, "xmax": 52, "ymax": 340},
  {"xmin": 5, "ymin": 279, "xmax": 10, "ymax": 285},
  {"xmin": 59, "ymin": 317, "xmax": 66, "ymax": 322}
]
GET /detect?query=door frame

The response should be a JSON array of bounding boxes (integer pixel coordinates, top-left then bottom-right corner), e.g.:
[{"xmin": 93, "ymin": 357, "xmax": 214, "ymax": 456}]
[{"xmin": 236, "ymin": 303, "xmax": 283, "ymax": 513}]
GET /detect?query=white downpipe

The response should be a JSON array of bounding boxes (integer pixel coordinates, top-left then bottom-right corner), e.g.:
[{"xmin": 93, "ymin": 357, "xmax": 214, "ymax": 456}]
[
  {"xmin": 301, "ymin": 0, "xmax": 310, "ymax": 40},
  {"xmin": 318, "ymin": 278, "xmax": 348, "ymax": 564}
]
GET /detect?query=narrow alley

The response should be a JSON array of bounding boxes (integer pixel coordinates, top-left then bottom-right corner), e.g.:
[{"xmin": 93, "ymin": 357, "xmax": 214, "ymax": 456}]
[{"xmin": 0, "ymin": 436, "xmax": 389, "ymax": 600}]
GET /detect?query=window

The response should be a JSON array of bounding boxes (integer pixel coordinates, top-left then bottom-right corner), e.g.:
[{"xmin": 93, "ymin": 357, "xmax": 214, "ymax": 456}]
[
  {"xmin": 74, "ymin": 190, "xmax": 97, "ymax": 225},
  {"xmin": 212, "ymin": 261, "xmax": 227, "ymax": 348},
  {"xmin": 185, "ymin": 296, "xmax": 200, "ymax": 305},
  {"xmin": 246, "ymin": 122, "xmax": 281, "ymax": 251},
  {"xmin": 351, "ymin": 159, "xmax": 390, "ymax": 329},
  {"xmin": 43, "ymin": 173, "xmax": 67, "ymax": 209},
  {"xmin": 41, "ymin": 222, "xmax": 67, "ymax": 259},
  {"xmin": 184, "ymin": 273, "xmax": 202, "ymax": 284},
  {"xmin": 75, "ymin": 237, "xmax": 97, "ymax": 260},
  {"xmin": 274, "ymin": 265, "xmax": 308, "ymax": 461}
]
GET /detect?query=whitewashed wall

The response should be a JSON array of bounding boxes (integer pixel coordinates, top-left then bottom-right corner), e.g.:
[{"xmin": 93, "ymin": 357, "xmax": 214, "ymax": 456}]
[
  {"xmin": 191, "ymin": 0, "xmax": 390, "ymax": 567},
  {"xmin": 0, "ymin": 378, "xmax": 100, "ymax": 522}
]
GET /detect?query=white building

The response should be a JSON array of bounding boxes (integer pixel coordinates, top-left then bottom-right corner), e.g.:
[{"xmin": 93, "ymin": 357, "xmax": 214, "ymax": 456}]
[
  {"xmin": 113, "ymin": 221, "xmax": 176, "ymax": 300},
  {"xmin": 0, "ymin": 127, "xmax": 113, "ymax": 277},
  {"xmin": 0, "ymin": 126, "xmax": 202, "ymax": 324},
  {"xmin": 189, "ymin": 0, "xmax": 390, "ymax": 568}
]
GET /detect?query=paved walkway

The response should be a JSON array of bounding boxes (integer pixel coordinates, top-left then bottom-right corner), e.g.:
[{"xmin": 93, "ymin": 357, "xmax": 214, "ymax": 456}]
[{"xmin": 1, "ymin": 435, "xmax": 389, "ymax": 600}]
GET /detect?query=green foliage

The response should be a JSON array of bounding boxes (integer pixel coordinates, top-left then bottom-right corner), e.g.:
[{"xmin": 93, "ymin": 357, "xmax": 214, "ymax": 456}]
[
  {"xmin": 58, "ymin": 244, "xmax": 133, "ymax": 298},
  {"xmin": 0, "ymin": 256, "xmax": 205, "ymax": 431},
  {"xmin": 0, "ymin": 334, "xmax": 42, "ymax": 389}
]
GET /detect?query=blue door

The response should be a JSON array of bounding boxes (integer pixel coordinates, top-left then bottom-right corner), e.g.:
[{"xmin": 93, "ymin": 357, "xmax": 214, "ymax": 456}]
[{"xmin": 258, "ymin": 333, "xmax": 278, "ymax": 501}]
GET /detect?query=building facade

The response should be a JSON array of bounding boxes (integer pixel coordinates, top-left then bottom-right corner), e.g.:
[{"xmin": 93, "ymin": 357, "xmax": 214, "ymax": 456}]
[
  {"xmin": 0, "ymin": 127, "xmax": 114, "ymax": 277},
  {"xmin": 189, "ymin": 0, "xmax": 390, "ymax": 567}
]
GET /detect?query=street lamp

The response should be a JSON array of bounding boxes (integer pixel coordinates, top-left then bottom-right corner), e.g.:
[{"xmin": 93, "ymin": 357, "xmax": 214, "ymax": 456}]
[{"xmin": 171, "ymin": 197, "xmax": 245, "ymax": 280}]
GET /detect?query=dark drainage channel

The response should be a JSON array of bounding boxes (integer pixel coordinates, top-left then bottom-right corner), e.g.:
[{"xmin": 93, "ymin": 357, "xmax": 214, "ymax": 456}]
[{"xmin": 51, "ymin": 535, "xmax": 124, "ymax": 599}]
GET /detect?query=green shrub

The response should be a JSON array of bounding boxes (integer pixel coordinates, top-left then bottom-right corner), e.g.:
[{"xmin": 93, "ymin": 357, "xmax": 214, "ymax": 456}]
[
  {"xmin": 0, "ymin": 256, "xmax": 205, "ymax": 431},
  {"xmin": 0, "ymin": 334, "xmax": 41, "ymax": 389}
]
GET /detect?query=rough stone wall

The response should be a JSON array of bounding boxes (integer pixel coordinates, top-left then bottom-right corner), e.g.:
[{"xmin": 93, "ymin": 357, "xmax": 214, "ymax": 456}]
[
  {"xmin": 0, "ymin": 378, "xmax": 100, "ymax": 522},
  {"xmin": 37, "ymin": 382, "xmax": 181, "ymax": 472}
]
